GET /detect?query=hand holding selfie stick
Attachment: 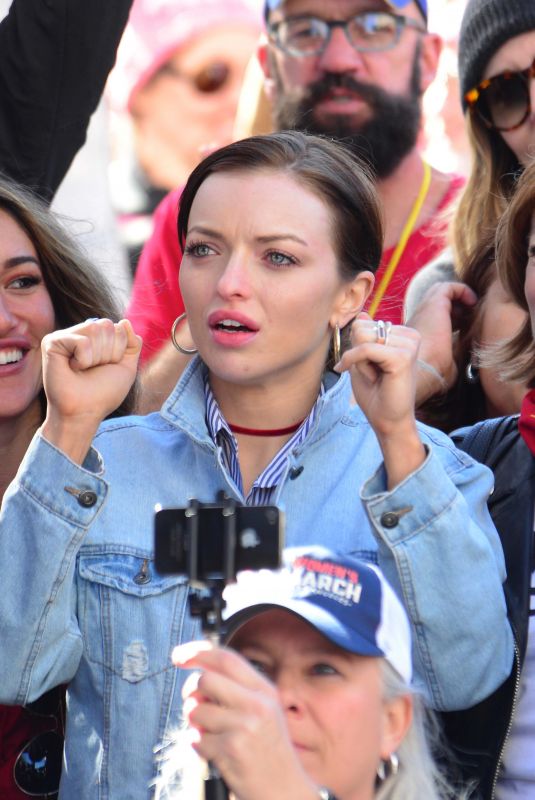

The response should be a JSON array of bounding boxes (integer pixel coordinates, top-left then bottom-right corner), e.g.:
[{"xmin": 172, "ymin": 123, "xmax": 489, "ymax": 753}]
[{"xmin": 155, "ymin": 495, "xmax": 282, "ymax": 800}]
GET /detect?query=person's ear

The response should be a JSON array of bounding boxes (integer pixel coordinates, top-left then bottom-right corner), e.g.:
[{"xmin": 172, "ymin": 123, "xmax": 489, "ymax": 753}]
[
  {"xmin": 257, "ymin": 37, "xmax": 277, "ymax": 103},
  {"xmin": 380, "ymin": 694, "xmax": 413, "ymax": 759},
  {"xmin": 331, "ymin": 271, "xmax": 375, "ymax": 329},
  {"xmin": 419, "ymin": 32, "xmax": 442, "ymax": 94}
]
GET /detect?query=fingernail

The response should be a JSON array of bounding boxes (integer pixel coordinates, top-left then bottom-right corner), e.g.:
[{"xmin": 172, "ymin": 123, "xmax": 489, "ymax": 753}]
[
  {"xmin": 182, "ymin": 697, "xmax": 198, "ymax": 718},
  {"xmin": 172, "ymin": 641, "xmax": 211, "ymax": 665}
]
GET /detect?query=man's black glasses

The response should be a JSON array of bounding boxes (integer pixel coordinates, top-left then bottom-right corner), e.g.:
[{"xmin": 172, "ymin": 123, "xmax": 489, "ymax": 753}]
[
  {"xmin": 465, "ymin": 56, "xmax": 535, "ymax": 132},
  {"xmin": 13, "ymin": 687, "xmax": 65, "ymax": 798},
  {"xmin": 267, "ymin": 11, "xmax": 426, "ymax": 57}
]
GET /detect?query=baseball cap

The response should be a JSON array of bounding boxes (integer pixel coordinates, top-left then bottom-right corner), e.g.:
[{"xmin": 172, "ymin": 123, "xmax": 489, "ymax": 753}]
[
  {"xmin": 264, "ymin": 0, "xmax": 428, "ymax": 22},
  {"xmin": 223, "ymin": 546, "xmax": 412, "ymax": 684}
]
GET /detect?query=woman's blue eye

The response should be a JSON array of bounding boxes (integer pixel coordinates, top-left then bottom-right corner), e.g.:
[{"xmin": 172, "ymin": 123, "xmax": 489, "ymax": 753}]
[
  {"xmin": 185, "ymin": 242, "xmax": 214, "ymax": 257},
  {"xmin": 267, "ymin": 251, "xmax": 296, "ymax": 267},
  {"xmin": 311, "ymin": 662, "xmax": 337, "ymax": 676}
]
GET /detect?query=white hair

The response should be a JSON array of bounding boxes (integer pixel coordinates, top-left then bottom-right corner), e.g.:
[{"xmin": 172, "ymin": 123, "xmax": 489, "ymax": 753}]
[
  {"xmin": 153, "ymin": 662, "xmax": 472, "ymax": 800},
  {"xmin": 376, "ymin": 663, "xmax": 472, "ymax": 800}
]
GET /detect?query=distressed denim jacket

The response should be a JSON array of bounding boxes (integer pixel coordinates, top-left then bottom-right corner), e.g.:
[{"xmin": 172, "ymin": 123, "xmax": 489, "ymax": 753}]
[{"xmin": 0, "ymin": 359, "xmax": 514, "ymax": 799}]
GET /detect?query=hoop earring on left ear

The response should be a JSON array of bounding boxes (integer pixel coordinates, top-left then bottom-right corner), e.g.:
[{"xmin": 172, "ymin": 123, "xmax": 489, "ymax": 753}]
[
  {"xmin": 171, "ymin": 313, "xmax": 198, "ymax": 355},
  {"xmin": 465, "ymin": 359, "xmax": 479, "ymax": 384},
  {"xmin": 376, "ymin": 752, "xmax": 399, "ymax": 783},
  {"xmin": 332, "ymin": 323, "xmax": 341, "ymax": 364}
]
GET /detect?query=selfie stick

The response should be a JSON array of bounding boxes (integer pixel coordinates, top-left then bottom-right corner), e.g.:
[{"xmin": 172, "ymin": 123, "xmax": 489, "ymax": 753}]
[{"xmin": 185, "ymin": 498, "xmax": 238, "ymax": 800}]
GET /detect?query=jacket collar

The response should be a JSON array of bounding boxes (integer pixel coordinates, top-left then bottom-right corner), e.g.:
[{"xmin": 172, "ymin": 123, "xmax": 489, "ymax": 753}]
[{"xmin": 159, "ymin": 357, "xmax": 355, "ymax": 448}]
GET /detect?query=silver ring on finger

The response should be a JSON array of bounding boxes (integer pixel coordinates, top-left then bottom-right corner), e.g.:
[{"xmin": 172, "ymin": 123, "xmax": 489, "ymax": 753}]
[{"xmin": 375, "ymin": 319, "xmax": 392, "ymax": 345}]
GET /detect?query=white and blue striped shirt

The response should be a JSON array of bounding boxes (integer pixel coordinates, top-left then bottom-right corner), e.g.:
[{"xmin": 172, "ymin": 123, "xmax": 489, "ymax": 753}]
[{"xmin": 204, "ymin": 379, "xmax": 324, "ymax": 505}]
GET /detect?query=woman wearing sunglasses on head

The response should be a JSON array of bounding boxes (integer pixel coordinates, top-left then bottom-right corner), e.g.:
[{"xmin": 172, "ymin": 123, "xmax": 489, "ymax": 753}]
[
  {"xmin": 405, "ymin": 0, "xmax": 535, "ymax": 432},
  {"xmin": 106, "ymin": 0, "xmax": 261, "ymax": 272},
  {"xmin": 157, "ymin": 547, "xmax": 470, "ymax": 800},
  {"xmin": 0, "ymin": 176, "xmax": 135, "ymax": 799},
  {"xmin": 0, "ymin": 131, "xmax": 513, "ymax": 799}
]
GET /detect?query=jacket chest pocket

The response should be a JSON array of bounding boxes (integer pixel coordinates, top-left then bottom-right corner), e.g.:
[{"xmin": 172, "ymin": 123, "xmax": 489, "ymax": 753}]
[{"xmin": 78, "ymin": 553, "xmax": 191, "ymax": 683}]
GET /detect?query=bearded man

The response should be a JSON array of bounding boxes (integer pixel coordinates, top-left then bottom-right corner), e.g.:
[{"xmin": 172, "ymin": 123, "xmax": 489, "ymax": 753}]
[{"xmin": 128, "ymin": 0, "xmax": 463, "ymax": 411}]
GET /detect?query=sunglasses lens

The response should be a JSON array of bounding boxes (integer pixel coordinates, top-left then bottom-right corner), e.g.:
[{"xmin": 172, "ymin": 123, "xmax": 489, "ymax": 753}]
[
  {"xmin": 14, "ymin": 731, "xmax": 63, "ymax": 797},
  {"xmin": 483, "ymin": 74, "xmax": 529, "ymax": 130},
  {"xmin": 194, "ymin": 62, "xmax": 230, "ymax": 93}
]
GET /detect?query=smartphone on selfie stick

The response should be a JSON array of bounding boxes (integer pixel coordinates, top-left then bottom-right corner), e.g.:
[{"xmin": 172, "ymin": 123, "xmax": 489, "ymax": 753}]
[{"xmin": 155, "ymin": 496, "xmax": 283, "ymax": 800}]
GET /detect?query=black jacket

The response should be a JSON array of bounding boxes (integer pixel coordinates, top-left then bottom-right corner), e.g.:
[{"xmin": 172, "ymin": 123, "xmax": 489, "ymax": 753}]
[
  {"xmin": 442, "ymin": 416, "xmax": 535, "ymax": 798},
  {"xmin": 0, "ymin": 0, "xmax": 134, "ymax": 201}
]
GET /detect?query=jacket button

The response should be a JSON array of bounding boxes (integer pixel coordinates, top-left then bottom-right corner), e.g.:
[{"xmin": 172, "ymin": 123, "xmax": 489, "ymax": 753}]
[
  {"xmin": 77, "ymin": 490, "xmax": 97, "ymax": 508},
  {"xmin": 380, "ymin": 511, "xmax": 399, "ymax": 529},
  {"xmin": 289, "ymin": 466, "xmax": 304, "ymax": 480},
  {"xmin": 134, "ymin": 558, "xmax": 151, "ymax": 585}
]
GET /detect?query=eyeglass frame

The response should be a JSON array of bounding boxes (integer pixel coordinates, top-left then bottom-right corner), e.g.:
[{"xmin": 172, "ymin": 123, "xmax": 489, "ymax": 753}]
[
  {"xmin": 13, "ymin": 731, "xmax": 64, "ymax": 799},
  {"xmin": 266, "ymin": 11, "xmax": 427, "ymax": 58},
  {"xmin": 464, "ymin": 56, "xmax": 535, "ymax": 132},
  {"xmin": 12, "ymin": 688, "xmax": 65, "ymax": 799}
]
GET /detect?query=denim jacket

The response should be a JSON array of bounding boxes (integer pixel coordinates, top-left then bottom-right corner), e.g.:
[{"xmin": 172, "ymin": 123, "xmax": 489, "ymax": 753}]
[{"xmin": 0, "ymin": 359, "xmax": 513, "ymax": 799}]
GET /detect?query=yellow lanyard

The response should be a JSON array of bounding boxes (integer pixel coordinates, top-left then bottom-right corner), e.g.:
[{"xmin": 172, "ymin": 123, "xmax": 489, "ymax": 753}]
[{"xmin": 368, "ymin": 160, "xmax": 432, "ymax": 319}]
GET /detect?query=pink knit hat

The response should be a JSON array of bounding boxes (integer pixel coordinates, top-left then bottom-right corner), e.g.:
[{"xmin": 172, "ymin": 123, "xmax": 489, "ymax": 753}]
[{"xmin": 107, "ymin": 0, "xmax": 262, "ymax": 113}]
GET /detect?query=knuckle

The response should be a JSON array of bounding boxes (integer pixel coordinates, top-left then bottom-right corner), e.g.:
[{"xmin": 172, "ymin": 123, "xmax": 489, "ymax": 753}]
[
  {"xmin": 41, "ymin": 332, "xmax": 55, "ymax": 350},
  {"xmin": 226, "ymin": 733, "xmax": 245, "ymax": 761}
]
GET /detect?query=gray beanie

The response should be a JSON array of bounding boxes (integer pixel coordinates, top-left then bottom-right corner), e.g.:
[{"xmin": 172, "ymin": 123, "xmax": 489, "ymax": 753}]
[{"xmin": 459, "ymin": 0, "xmax": 535, "ymax": 110}]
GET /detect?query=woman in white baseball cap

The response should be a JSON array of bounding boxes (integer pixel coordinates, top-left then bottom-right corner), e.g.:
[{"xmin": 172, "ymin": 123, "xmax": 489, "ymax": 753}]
[{"xmin": 161, "ymin": 547, "xmax": 464, "ymax": 800}]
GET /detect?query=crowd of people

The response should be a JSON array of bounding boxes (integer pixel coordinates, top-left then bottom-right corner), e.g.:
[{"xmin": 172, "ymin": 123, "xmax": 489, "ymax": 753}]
[{"xmin": 0, "ymin": 0, "xmax": 534, "ymax": 798}]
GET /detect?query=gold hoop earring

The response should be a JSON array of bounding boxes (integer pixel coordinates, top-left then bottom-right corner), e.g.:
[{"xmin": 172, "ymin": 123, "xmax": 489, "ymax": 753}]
[
  {"xmin": 171, "ymin": 313, "xmax": 198, "ymax": 355},
  {"xmin": 332, "ymin": 323, "xmax": 341, "ymax": 364}
]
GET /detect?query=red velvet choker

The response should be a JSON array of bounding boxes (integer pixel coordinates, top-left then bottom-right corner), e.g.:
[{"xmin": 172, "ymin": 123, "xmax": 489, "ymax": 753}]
[{"xmin": 228, "ymin": 420, "xmax": 304, "ymax": 437}]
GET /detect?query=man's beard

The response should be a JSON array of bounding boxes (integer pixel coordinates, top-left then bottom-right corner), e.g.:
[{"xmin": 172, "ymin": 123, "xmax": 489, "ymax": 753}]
[{"xmin": 271, "ymin": 49, "xmax": 422, "ymax": 179}]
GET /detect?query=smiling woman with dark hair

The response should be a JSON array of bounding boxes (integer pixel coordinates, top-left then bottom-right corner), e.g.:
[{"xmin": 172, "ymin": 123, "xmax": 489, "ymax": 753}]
[
  {"xmin": 0, "ymin": 175, "xmax": 134, "ymax": 799},
  {"xmin": 0, "ymin": 131, "xmax": 513, "ymax": 799}
]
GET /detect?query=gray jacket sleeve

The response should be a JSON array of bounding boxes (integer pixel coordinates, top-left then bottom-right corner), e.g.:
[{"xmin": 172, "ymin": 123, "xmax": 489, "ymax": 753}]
[{"xmin": 403, "ymin": 248, "xmax": 457, "ymax": 322}]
